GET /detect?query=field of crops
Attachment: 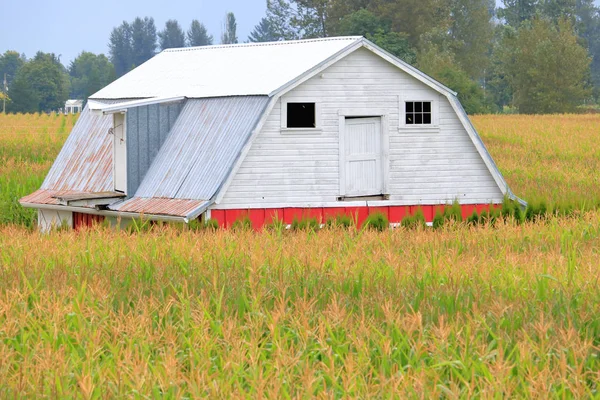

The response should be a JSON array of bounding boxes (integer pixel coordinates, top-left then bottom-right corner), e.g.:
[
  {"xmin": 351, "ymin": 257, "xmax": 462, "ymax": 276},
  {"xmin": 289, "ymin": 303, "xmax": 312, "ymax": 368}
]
[{"xmin": 0, "ymin": 113, "xmax": 599, "ymax": 397}]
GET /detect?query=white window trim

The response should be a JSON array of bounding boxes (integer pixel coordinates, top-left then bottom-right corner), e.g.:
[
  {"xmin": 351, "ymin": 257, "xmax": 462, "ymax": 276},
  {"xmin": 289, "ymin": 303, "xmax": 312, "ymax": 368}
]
[
  {"xmin": 113, "ymin": 112, "xmax": 127, "ymax": 195},
  {"xmin": 398, "ymin": 94, "xmax": 440, "ymax": 131},
  {"xmin": 280, "ymin": 97, "xmax": 322, "ymax": 134}
]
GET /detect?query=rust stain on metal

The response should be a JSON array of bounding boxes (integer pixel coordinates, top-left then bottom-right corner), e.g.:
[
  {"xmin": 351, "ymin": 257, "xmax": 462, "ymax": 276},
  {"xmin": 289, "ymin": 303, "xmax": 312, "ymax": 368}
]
[{"xmin": 111, "ymin": 197, "xmax": 206, "ymax": 217}]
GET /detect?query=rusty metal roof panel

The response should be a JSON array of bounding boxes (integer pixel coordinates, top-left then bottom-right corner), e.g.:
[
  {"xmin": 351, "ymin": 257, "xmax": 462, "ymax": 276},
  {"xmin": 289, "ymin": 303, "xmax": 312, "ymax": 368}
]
[
  {"xmin": 134, "ymin": 96, "xmax": 269, "ymax": 200},
  {"xmin": 20, "ymin": 189, "xmax": 97, "ymax": 208},
  {"xmin": 40, "ymin": 104, "xmax": 115, "ymax": 192},
  {"xmin": 109, "ymin": 197, "xmax": 209, "ymax": 217}
]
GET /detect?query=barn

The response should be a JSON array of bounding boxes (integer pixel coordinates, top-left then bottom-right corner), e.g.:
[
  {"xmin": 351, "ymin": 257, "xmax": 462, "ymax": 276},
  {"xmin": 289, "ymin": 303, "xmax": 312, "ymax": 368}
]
[{"xmin": 20, "ymin": 36, "xmax": 523, "ymax": 231}]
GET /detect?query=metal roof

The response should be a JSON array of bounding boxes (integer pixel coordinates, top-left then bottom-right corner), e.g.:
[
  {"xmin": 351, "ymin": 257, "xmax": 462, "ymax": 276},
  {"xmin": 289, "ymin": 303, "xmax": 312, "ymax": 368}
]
[
  {"xmin": 109, "ymin": 197, "xmax": 210, "ymax": 217},
  {"xmin": 132, "ymin": 96, "xmax": 269, "ymax": 201},
  {"xmin": 90, "ymin": 37, "xmax": 362, "ymax": 100},
  {"xmin": 41, "ymin": 103, "xmax": 114, "ymax": 193}
]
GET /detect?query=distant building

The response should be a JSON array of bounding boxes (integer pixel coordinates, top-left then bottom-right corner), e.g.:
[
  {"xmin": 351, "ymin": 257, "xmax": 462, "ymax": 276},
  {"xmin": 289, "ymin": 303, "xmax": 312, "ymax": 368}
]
[{"xmin": 64, "ymin": 99, "xmax": 83, "ymax": 114}]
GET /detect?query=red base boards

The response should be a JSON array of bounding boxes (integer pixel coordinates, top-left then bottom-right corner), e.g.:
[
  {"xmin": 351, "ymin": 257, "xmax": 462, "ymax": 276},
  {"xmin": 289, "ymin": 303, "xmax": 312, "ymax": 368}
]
[
  {"xmin": 210, "ymin": 204, "xmax": 500, "ymax": 230},
  {"xmin": 73, "ymin": 212, "xmax": 105, "ymax": 230}
]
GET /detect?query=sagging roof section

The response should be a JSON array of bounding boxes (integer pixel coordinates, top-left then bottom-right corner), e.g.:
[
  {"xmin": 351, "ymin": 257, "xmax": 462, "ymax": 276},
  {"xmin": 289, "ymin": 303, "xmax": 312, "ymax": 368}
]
[
  {"xmin": 109, "ymin": 197, "xmax": 210, "ymax": 218},
  {"xmin": 129, "ymin": 96, "xmax": 269, "ymax": 201},
  {"xmin": 90, "ymin": 37, "xmax": 363, "ymax": 99}
]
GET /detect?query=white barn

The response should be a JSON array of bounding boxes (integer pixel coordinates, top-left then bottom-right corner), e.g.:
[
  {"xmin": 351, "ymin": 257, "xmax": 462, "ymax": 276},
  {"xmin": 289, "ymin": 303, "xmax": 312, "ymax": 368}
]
[{"xmin": 21, "ymin": 37, "xmax": 522, "ymax": 231}]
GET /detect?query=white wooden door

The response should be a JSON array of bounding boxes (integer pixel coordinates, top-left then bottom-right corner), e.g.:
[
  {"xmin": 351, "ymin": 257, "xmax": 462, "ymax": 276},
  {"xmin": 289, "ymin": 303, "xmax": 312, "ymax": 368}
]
[
  {"xmin": 343, "ymin": 117, "xmax": 383, "ymax": 196},
  {"xmin": 113, "ymin": 113, "xmax": 127, "ymax": 193}
]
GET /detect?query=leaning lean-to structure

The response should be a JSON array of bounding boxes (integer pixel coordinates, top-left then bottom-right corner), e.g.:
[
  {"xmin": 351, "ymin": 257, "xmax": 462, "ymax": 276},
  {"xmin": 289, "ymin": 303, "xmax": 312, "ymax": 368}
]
[{"xmin": 21, "ymin": 37, "xmax": 522, "ymax": 231}]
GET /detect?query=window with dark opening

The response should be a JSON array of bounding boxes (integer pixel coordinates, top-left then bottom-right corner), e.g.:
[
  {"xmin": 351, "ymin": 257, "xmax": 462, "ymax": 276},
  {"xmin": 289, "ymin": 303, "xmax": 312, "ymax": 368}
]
[
  {"xmin": 405, "ymin": 101, "xmax": 432, "ymax": 125},
  {"xmin": 287, "ymin": 102, "xmax": 316, "ymax": 128}
]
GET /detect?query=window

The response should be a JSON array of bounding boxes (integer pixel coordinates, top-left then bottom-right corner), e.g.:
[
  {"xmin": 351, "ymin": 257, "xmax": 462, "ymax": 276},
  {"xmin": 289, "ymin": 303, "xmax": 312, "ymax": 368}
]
[
  {"xmin": 287, "ymin": 102, "xmax": 316, "ymax": 128},
  {"xmin": 405, "ymin": 101, "xmax": 432, "ymax": 125}
]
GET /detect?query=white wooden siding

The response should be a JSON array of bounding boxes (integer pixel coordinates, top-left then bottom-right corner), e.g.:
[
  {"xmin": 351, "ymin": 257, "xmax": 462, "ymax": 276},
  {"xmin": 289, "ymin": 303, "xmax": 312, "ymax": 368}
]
[
  {"xmin": 38, "ymin": 209, "xmax": 72, "ymax": 233},
  {"xmin": 219, "ymin": 48, "xmax": 503, "ymax": 208}
]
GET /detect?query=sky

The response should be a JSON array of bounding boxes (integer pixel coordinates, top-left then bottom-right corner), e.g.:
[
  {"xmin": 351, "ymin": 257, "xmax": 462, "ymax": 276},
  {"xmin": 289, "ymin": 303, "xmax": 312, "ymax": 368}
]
[
  {"xmin": 2, "ymin": 0, "xmax": 599, "ymax": 67},
  {"xmin": 0, "ymin": 0, "xmax": 267, "ymax": 66}
]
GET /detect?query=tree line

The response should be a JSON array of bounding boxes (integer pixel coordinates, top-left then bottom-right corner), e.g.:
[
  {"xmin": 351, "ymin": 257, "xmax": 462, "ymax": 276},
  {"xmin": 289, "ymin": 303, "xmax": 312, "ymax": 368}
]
[{"xmin": 1, "ymin": 1, "xmax": 599, "ymax": 114}]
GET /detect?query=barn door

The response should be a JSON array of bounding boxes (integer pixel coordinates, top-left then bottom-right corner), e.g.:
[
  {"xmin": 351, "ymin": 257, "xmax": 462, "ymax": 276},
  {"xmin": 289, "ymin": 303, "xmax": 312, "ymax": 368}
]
[
  {"xmin": 342, "ymin": 117, "xmax": 383, "ymax": 196},
  {"xmin": 113, "ymin": 113, "xmax": 127, "ymax": 193}
]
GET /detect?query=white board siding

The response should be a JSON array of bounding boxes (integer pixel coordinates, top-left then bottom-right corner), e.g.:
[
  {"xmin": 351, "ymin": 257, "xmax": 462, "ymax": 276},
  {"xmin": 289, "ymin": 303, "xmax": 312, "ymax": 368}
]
[
  {"xmin": 38, "ymin": 209, "xmax": 72, "ymax": 233},
  {"xmin": 219, "ymin": 48, "xmax": 503, "ymax": 208}
]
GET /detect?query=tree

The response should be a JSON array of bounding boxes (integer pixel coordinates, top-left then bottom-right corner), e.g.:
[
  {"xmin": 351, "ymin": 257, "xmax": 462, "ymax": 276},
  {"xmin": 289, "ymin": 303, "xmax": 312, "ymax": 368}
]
[
  {"xmin": 7, "ymin": 52, "xmax": 69, "ymax": 112},
  {"xmin": 131, "ymin": 17, "xmax": 157, "ymax": 67},
  {"xmin": 159, "ymin": 20, "xmax": 186, "ymax": 50},
  {"xmin": 371, "ymin": 0, "xmax": 451, "ymax": 47},
  {"xmin": 69, "ymin": 52, "xmax": 116, "ymax": 101},
  {"xmin": 501, "ymin": 18, "xmax": 591, "ymax": 113},
  {"xmin": 188, "ymin": 20, "xmax": 213, "ymax": 46},
  {"xmin": 448, "ymin": 0, "xmax": 495, "ymax": 80},
  {"xmin": 337, "ymin": 9, "xmax": 416, "ymax": 63},
  {"xmin": 266, "ymin": 0, "xmax": 299, "ymax": 40},
  {"xmin": 417, "ymin": 44, "xmax": 490, "ymax": 114},
  {"xmin": 498, "ymin": 0, "xmax": 538, "ymax": 27},
  {"xmin": 248, "ymin": 17, "xmax": 278, "ymax": 42},
  {"xmin": 221, "ymin": 12, "xmax": 238, "ymax": 44},
  {"xmin": 539, "ymin": 0, "xmax": 577, "ymax": 24},
  {"xmin": 574, "ymin": 0, "xmax": 600, "ymax": 96},
  {"xmin": 291, "ymin": 0, "xmax": 332, "ymax": 38},
  {"xmin": 109, "ymin": 21, "xmax": 133, "ymax": 77},
  {"xmin": 0, "ymin": 51, "xmax": 26, "ymax": 88},
  {"xmin": 6, "ymin": 73, "xmax": 39, "ymax": 113}
]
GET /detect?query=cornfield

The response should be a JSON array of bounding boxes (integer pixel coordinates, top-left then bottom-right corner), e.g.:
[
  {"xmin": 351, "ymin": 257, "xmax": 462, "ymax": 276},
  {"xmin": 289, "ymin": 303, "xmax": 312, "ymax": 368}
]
[{"xmin": 0, "ymin": 113, "xmax": 599, "ymax": 397}]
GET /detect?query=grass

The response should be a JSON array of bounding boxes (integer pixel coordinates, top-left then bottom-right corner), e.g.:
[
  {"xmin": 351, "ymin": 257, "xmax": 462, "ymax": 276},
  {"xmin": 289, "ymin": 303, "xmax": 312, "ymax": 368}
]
[
  {"xmin": 473, "ymin": 114, "xmax": 600, "ymax": 208},
  {"xmin": 0, "ymin": 113, "xmax": 600, "ymax": 397},
  {"xmin": 1, "ymin": 216, "xmax": 600, "ymax": 397},
  {"xmin": 0, "ymin": 113, "xmax": 74, "ymax": 228}
]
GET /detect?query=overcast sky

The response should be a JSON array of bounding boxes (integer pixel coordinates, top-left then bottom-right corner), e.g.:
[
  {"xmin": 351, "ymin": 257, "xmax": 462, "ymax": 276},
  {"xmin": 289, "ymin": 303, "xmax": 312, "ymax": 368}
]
[
  {"xmin": 0, "ymin": 0, "xmax": 267, "ymax": 66},
  {"xmin": 1, "ymin": 0, "xmax": 597, "ymax": 67}
]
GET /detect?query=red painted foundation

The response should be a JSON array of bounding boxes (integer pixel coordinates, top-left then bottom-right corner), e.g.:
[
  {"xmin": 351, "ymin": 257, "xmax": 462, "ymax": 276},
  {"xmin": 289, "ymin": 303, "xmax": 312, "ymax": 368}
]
[
  {"xmin": 73, "ymin": 212, "xmax": 105, "ymax": 230},
  {"xmin": 210, "ymin": 204, "xmax": 501, "ymax": 230}
]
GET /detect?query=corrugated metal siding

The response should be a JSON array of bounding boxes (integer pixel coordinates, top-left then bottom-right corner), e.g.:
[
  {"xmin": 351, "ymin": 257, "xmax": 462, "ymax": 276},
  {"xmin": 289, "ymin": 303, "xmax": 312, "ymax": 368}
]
[
  {"xmin": 134, "ymin": 96, "xmax": 269, "ymax": 200},
  {"xmin": 110, "ymin": 197, "xmax": 209, "ymax": 217},
  {"xmin": 40, "ymin": 105, "xmax": 115, "ymax": 192},
  {"xmin": 126, "ymin": 102, "xmax": 182, "ymax": 196}
]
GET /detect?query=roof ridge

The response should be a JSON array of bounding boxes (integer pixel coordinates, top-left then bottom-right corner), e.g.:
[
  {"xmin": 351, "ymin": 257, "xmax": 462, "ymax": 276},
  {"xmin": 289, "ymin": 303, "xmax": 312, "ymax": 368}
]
[{"xmin": 162, "ymin": 36, "xmax": 363, "ymax": 53}]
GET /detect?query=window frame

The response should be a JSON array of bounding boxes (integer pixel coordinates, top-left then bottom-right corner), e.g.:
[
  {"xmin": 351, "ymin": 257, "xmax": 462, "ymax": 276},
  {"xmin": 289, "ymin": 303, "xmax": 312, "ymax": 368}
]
[
  {"xmin": 398, "ymin": 94, "xmax": 440, "ymax": 131},
  {"xmin": 405, "ymin": 101, "xmax": 433, "ymax": 125},
  {"xmin": 280, "ymin": 97, "xmax": 322, "ymax": 134}
]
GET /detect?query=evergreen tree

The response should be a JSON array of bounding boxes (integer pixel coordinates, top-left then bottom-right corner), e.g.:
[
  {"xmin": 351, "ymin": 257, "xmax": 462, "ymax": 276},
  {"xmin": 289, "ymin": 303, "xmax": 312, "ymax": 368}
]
[
  {"xmin": 501, "ymin": 18, "xmax": 591, "ymax": 113},
  {"xmin": 266, "ymin": 0, "xmax": 300, "ymax": 40},
  {"xmin": 221, "ymin": 12, "xmax": 238, "ymax": 44},
  {"xmin": 131, "ymin": 17, "xmax": 157, "ymax": 67},
  {"xmin": 159, "ymin": 20, "xmax": 186, "ymax": 50},
  {"xmin": 69, "ymin": 52, "xmax": 116, "ymax": 101},
  {"xmin": 248, "ymin": 18, "xmax": 278, "ymax": 42},
  {"xmin": 188, "ymin": 20, "xmax": 213, "ymax": 46},
  {"xmin": 498, "ymin": 0, "xmax": 538, "ymax": 27},
  {"xmin": 109, "ymin": 22, "xmax": 133, "ymax": 77}
]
